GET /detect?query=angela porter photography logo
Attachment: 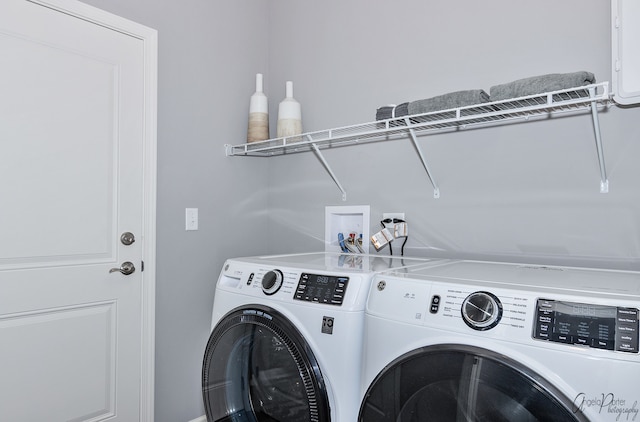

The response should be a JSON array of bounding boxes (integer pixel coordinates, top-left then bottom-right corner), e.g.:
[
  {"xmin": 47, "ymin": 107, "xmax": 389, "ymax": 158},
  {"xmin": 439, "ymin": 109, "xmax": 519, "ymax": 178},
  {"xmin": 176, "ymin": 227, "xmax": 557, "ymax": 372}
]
[{"xmin": 573, "ymin": 393, "xmax": 638, "ymax": 421}]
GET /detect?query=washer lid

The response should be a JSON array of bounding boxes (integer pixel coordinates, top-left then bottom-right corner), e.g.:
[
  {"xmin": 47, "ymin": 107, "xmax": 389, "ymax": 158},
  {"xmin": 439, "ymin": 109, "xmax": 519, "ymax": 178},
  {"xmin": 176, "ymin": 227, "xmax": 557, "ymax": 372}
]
[
  {"xmin": 229, "ymin": 252, "xmax": 438, "ymax": 274},
  {"xmin": 394, "ymin": 260, "xmax": 640, "ymax": 299}
]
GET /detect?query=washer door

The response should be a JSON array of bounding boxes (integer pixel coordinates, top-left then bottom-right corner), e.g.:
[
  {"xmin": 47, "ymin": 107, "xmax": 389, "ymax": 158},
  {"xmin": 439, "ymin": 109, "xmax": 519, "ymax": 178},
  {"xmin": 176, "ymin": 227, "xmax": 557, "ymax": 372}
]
[
  {"xmin": 359, "ymin": 345, "xmax": 588, "ymax": 422},
  {"xmin": 202, "ymin": 305, "xmax": 331, "ymax": 422}
]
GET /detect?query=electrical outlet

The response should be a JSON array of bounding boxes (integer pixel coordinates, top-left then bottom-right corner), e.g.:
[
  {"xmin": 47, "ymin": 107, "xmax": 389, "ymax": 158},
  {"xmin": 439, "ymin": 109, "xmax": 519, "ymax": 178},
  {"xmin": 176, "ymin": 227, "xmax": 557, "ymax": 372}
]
[
  {"xmin": 185, "ymin": 208, "xmax": 198, "ymax": 231},
  {"xmin": 382, "ymin": 212, "xmax": 405, "ymax": 221},
  {"xmin": 382, "ymin": 213, "xmax": 407, "ymax": 239}
]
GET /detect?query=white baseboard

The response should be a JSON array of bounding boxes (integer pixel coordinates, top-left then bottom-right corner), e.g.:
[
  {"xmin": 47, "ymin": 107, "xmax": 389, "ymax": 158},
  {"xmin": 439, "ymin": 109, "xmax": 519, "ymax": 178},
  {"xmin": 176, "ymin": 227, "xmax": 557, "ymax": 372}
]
[{"xmin": 188, "ymin": 416, "xmax": 206, "ymax": 422}]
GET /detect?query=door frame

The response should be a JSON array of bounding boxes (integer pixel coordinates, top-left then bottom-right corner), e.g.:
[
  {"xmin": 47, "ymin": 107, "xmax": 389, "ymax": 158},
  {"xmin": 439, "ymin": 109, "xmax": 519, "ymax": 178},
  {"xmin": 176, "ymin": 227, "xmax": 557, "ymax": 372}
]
[{"xmin": 27, "ymin": 0, "xmax": 158, "ymax": 420}]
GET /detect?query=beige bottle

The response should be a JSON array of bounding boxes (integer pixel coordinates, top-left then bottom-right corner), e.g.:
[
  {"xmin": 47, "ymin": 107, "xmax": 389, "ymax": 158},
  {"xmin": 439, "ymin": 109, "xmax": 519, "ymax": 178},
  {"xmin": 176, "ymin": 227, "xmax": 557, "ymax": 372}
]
[{"xmin": 247, "ymin": 73, "xmax": 269, "ymax": 143}]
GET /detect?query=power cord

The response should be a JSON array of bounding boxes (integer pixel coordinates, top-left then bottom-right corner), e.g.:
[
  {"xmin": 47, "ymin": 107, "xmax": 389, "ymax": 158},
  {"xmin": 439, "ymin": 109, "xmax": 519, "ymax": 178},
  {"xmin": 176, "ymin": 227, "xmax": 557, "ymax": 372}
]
[
  {"xmin": 380, "ymin": 218, "xmax": 409, "ymax": 256},
  {"xmin": 399, "ymin": 235, "xmax": 408, "ymax": 256}
]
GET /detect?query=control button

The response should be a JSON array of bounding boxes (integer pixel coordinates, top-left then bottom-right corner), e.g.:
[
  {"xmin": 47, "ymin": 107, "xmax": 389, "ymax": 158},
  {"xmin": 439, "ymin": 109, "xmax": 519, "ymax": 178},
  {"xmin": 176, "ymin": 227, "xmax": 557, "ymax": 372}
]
[
  {"xmin": 247, "ymin": 273, "xmax": 254, "ymax": 286},
  {"xmin": 618, "ymin": 324, "xmax": 638, "ymax": 332},
  {"xmin": 538, "ymin": 299, "xmax": 554, "ymax": 309},
  {"xmin": 575, "ymin": 336, "xmax": 589, "ymax": 346},
  {"xmin": 552, "ymin": 333, "xmax": 573, "ymax": 344},
  {"xmin": 461, "ymin": 291, "xmax": 503, "ymax": 331},
  {"xmin": 537, "ymin": 309, "xmax": 553, "ymax": 324},
  {"xmin": 617, "ymin": 308, "xmax": 639, "ymax": 323},
  {"xmin": 617, "ymin": 342, "xmax": 638, "ymax": 353},
  {"xmin": 430, "ymin": 295, "xmax": 441, "ymax": 314},
  {"xmin": 592, "ymin": 339, "xmax": 615, "ymax": 350},
  {"xmin": 536, "ymin": 331, "xmax": 550, "ymax": 340},
  {"xmin": 261, "ymin": 270, "xmax": 284, "ymax": 295}
]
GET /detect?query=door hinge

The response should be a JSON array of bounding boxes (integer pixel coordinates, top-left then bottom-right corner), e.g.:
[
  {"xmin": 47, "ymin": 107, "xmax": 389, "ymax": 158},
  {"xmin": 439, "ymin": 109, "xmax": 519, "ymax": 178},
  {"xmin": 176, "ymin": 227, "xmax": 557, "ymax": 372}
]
[{"xmin": 141, "ymin": 260, "xmax": 145, "ymax": 272}]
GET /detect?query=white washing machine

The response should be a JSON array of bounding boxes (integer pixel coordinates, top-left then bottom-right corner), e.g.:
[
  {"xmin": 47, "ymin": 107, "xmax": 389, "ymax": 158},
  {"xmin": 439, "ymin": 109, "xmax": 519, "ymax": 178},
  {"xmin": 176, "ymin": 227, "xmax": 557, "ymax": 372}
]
[
  {"xmin": 359, "ymin": 260, "xmax": 640, "ymax": 422},
  {"xmin": 201, "ymin": 252, "xmax": 442, "ymax": 422}
]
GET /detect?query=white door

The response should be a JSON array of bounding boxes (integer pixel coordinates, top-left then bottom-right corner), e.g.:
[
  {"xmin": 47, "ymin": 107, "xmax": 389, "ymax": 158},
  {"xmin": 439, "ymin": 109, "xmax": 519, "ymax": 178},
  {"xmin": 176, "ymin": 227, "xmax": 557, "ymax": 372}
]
[{"xmin": 0, "ymin": 1, "xmax": 156, "ymax": 421}]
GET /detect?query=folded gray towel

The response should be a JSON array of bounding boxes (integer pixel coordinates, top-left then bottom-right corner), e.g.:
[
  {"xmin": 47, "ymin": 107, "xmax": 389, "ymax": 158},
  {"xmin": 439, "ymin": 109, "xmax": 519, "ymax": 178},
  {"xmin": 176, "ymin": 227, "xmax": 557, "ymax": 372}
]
[
  {"xmin": 376, "ymin": 102, "xmax": 409, "ymax": 120},
  {"xmin": 490, "ymin": 71, "xmax": 596, "ymax": 101},
  {"xmin": 407, "ymin": 89, "xmax": 490, "ymax": 115}
]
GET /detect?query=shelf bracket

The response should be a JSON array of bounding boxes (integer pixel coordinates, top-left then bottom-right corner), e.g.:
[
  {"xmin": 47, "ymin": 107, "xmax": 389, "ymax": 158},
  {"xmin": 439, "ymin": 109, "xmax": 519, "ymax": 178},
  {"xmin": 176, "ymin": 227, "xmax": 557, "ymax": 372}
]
[
  {"xmin": 589, "ymin": 87, "xmax": 609, "ymax": 193},
  {"xmin": 309, "ymin": 136, "xmax": 347, "ymax": 201},
  {"xmin": 405, "ymin": 119, "xmax": 440, "ymax": 199}
]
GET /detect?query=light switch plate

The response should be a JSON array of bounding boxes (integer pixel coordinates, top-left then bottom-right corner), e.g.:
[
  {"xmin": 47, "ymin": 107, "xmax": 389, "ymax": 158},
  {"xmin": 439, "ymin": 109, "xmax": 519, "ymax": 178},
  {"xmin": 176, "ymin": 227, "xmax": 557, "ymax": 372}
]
[{"xmin": 185, "ymin": 208, "xmax": 198, "ymax": 231}]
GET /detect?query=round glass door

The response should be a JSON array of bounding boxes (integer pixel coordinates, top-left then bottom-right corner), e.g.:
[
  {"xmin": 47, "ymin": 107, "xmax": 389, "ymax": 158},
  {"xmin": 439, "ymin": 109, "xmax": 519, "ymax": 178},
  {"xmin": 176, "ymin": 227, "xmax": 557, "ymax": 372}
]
[
  {"xmin": 359, "ymin": 344, "xmax": 588, "ymax": 422},
  {"xmin": 202, "ymin": 305, "xmax": 331, "ymax": 422}
]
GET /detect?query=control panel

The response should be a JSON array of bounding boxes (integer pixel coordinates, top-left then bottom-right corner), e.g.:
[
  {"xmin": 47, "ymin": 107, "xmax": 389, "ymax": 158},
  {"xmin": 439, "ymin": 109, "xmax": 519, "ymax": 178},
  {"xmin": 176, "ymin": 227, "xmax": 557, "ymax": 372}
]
[
  {"xmin": 294, "ymin": 273, "xmax": 349, "ymax": 306},
  {"xmin": 220, "ymin": 261, "xmax": 358, "ymax": 307},
  {"xmin": 533, "ymin": 299, "xmax": 639, "ymax": 353}
]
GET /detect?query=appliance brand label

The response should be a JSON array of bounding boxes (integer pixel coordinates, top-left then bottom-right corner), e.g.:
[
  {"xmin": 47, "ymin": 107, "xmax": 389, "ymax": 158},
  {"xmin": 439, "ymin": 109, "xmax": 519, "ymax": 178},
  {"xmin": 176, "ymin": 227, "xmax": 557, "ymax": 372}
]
[
  {"xmin": 322, "ymin": 316, "xmax": 334, "ymax": 334},
  {"xmin": 573, "ymin": 393, "xmax": 638, "ymax": 421}
]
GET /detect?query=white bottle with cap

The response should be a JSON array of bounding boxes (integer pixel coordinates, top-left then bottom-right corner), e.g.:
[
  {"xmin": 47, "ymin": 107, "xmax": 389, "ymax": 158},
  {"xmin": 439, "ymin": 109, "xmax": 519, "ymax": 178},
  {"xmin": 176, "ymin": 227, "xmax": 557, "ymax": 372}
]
[
  {"xmin": 247, "ymin": 73, "xmax": 269, "ymax": 143},
  {"xmin": 277, "ymin": 81, "xmax": 302, "ymax": 140}
]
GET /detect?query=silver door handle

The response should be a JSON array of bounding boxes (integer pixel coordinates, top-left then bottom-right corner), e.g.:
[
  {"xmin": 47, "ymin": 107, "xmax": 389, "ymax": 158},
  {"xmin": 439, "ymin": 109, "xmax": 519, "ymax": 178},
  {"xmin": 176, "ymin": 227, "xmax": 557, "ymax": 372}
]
[{"xmin": 109, "ymin": 261, "xmax": 135, "ymax": 275}]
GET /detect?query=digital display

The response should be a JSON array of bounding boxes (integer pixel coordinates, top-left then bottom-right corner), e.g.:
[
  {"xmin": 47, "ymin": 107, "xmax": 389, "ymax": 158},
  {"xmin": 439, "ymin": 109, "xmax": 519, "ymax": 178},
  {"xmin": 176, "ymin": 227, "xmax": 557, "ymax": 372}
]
[
  {"xmin": 294, "ymin": 273, "xmax": 349, "ymax": 306},
  {"xmin": 316, "ymin": 276, "xmax": 330, "ymax": 284},
  {"xmin": 533, "ymin": 299, "xmax": 639, "ymax": 353}
]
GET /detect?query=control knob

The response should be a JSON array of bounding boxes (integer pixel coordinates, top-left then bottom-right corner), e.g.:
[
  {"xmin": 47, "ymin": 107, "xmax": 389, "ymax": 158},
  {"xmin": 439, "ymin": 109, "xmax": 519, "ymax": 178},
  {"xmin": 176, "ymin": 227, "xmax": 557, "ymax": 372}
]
[
  {"xmin": 262, "ymin": 269, "xmax": 284, "ymax": 295},
  {"xmin": 461, "ymin": 291, "xmax": 502, "ymax": 331}
]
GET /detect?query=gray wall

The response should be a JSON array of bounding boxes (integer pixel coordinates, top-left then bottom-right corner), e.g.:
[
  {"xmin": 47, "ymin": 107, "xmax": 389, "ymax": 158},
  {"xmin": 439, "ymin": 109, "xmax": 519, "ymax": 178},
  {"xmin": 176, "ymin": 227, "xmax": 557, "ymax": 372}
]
[
  {"xmin": 266, "ymin": 0, "xmax": 640, "ymax": 270},
  {"xmin": 79, "ymin": 1, "xmax": 271, "ymax": 421},
  {"xmin": 79, "ymin": 1, "xmax": 640, "ymax": 421}
]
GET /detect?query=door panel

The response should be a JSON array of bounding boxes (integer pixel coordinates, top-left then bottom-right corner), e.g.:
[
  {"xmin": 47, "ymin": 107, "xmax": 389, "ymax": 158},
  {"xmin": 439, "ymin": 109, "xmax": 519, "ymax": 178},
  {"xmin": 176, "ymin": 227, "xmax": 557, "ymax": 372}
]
[
  {"xmin": 0, "ymin": 30, "xmax": 117, "ymax": 267},
  {"xmin": 0, "ymin": 302, "xmax": 117, "ymax": 421},
  {"xmin": 0, "ymin": 1, "xmax": 147, "ymax": 420}
]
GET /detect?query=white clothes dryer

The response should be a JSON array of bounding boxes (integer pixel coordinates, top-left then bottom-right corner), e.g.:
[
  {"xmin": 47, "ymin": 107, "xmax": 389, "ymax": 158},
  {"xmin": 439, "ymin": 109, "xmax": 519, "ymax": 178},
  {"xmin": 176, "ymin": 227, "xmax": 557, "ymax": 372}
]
[
  {"xmin": 359, "ymin": 260, "xmax": 640, "ymax": 422},
  {"xmin": 202, "ymin": 252, "xmax": 441, "ymax": 422}
]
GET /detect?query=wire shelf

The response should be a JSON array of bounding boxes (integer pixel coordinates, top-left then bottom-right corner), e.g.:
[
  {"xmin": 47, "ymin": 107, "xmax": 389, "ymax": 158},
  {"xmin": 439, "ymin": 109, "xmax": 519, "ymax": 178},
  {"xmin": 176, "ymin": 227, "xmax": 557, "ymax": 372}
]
[{"xmin": 226, "ymin": 82, "xmax": 611, "ymax": 157}]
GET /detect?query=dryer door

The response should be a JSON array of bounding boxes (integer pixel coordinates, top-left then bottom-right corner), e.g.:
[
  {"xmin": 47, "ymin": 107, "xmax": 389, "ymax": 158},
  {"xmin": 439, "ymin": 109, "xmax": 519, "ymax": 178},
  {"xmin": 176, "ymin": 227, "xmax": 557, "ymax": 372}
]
[
  {"xmin": 202, "ymin": 305, "xmax": 331, "ymax": 422},
  {"xmin": 359, "ymin": 344, "xmax": 588, "ymax": 422}
]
